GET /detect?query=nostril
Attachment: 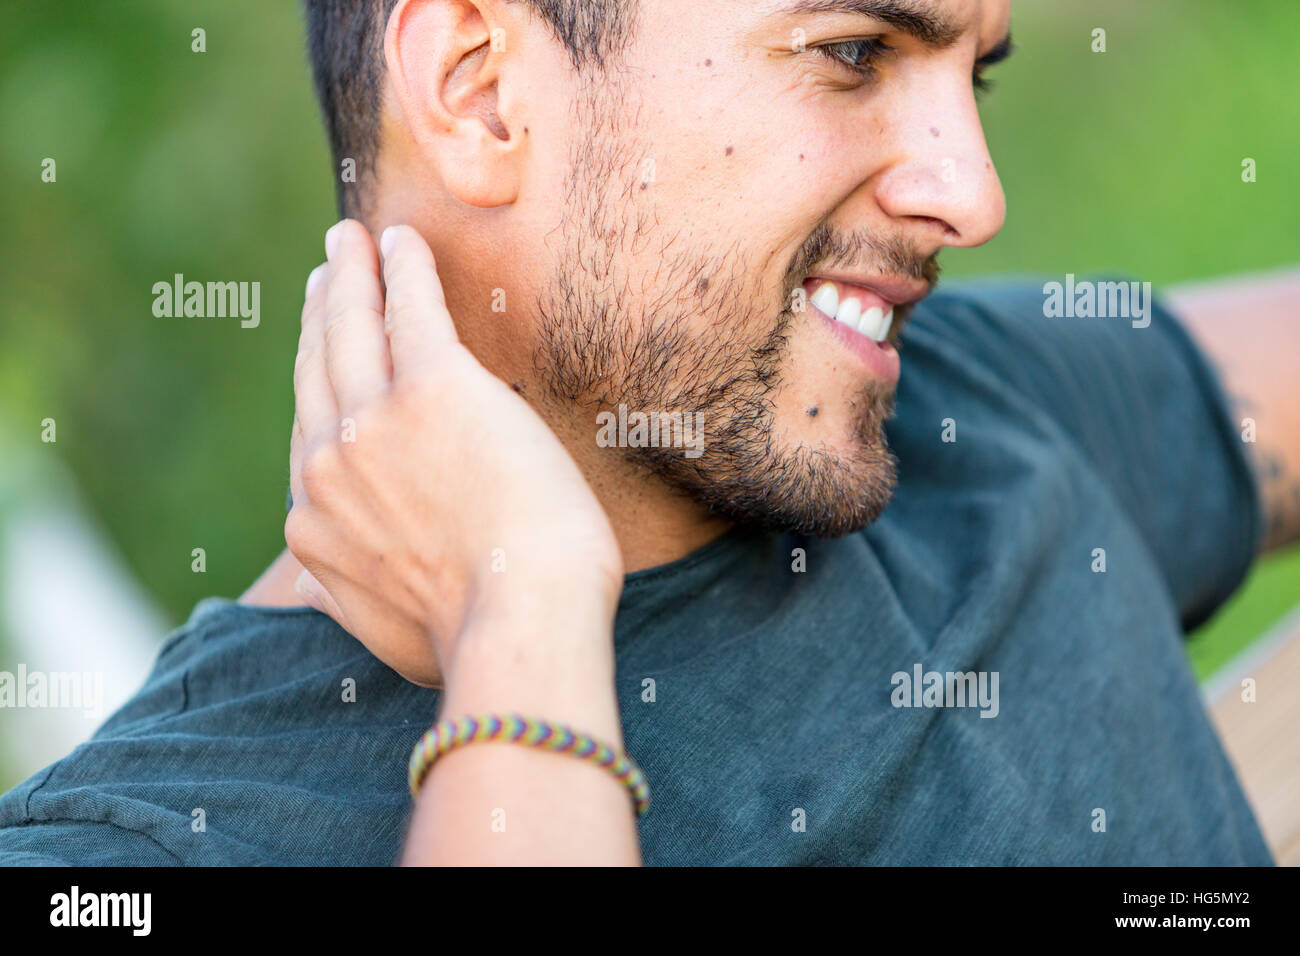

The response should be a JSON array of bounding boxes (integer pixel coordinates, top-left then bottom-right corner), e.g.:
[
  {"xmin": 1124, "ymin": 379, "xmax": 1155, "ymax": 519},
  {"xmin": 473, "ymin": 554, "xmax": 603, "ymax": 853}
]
[{"xmin": 913, "ymin": 215, "xmax": 959, "ymax": 240}]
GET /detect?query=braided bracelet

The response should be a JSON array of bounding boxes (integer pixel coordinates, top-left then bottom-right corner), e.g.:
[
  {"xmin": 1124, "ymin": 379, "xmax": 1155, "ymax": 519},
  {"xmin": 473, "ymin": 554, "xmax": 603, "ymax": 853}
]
[{"xmin": 408, "ymin": 713, "xmax": 651, "ymax": 817}]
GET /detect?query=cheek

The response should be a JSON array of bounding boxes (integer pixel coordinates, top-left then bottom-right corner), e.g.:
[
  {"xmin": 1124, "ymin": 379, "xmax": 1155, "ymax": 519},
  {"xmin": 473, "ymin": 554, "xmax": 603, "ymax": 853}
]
[
  {"xmin": 639, "ymin": 114, "xmax": 871, "ymax": 328},
  {"xmin": 630, "ymin": 79, "xmax": 821, "ymax": 221}
]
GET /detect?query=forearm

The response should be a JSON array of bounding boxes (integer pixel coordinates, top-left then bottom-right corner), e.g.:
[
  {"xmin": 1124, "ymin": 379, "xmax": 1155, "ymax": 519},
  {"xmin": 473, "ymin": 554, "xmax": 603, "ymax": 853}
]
[
  {"xmin": 1165, "ymin": 268, "xmax": 1300, "ymax": 552},
  {"xmin": 400, "ymin": 591, "xmax": 642, "ymax": 866}
]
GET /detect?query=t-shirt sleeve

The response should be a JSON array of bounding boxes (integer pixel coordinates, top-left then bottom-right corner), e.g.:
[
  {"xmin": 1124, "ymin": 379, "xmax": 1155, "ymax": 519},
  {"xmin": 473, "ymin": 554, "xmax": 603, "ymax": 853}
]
[
  {"xmin": 919, "ymin": 278, "xmax": 1262, "ymax": 631},
  {"xmin": 0, "ymin": 821, "xmax": 179, "ymax": 865}
]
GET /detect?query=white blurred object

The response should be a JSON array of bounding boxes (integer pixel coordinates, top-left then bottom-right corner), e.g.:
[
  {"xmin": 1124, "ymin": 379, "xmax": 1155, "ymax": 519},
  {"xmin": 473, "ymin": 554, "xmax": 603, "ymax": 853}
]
[{"xmin": 0, "ymin": 437, "xmax": 166, "ymax": 785}]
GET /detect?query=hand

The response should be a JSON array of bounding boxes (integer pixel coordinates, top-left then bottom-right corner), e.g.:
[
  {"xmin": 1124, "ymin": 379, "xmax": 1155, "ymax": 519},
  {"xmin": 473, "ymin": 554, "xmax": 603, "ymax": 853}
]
[{"xmin": 285, "ymin": 220, "xmax": 623, "ymax": 688}]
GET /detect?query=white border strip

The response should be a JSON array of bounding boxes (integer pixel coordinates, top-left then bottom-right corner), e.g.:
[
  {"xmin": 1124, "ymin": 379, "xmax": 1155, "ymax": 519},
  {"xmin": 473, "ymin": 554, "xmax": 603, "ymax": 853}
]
[{"xmin": 1203, "ymin": 600, "xmax": 1300, "ymax": 705}]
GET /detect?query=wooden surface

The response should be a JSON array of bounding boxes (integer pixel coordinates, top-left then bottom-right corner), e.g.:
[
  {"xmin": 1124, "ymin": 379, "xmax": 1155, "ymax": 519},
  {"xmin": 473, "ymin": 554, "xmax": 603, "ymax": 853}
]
[{"xmin": 1207, "ymin": 607, "xmax": 1300, "ymax": 866}]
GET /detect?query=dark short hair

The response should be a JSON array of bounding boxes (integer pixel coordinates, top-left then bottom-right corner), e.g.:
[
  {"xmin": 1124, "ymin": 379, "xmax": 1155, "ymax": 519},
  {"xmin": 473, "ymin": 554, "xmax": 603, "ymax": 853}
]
[{"xmin": 303, "ymin": 0, "xmax": 637, "ymax": 217}]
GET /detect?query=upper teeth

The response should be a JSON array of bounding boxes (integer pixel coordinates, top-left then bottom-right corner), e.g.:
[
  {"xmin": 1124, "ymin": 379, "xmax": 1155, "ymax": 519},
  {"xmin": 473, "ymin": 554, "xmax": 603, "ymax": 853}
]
[{"xmin": 810, "ymin": 282, "xmax": 893, "ymax": 344}]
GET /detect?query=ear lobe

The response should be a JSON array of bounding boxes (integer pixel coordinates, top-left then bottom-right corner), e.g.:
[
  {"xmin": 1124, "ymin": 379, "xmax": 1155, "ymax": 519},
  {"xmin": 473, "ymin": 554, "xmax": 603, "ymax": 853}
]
[{"xmin": 384, "ymin": 0, "xmax": 521, "ymax": 208}]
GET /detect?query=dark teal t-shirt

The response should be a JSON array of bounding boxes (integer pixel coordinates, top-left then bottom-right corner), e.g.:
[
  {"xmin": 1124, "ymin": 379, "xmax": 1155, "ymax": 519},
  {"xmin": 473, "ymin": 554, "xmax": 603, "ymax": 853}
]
[{"xmin": 0, "ymin": 280, "xmax": 1271, "ymax": 865}]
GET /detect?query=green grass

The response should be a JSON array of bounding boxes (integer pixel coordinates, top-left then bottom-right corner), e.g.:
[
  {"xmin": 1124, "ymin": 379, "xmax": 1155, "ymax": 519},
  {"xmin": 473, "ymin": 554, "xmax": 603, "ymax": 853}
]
[
  {"xmin": 0, "ymin": 0, "xmax": 1296, "ymax": 674},
  {"xmin": 1188, "ymin": 552, "xmax": 1300, "ymax": 679}
]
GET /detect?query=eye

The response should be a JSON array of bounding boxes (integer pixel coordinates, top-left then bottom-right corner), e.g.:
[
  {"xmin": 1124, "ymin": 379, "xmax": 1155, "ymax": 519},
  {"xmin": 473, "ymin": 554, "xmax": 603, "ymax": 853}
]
[{"xmin": 813, "ymin": 37, "xmax": 895, "ymax": 82}]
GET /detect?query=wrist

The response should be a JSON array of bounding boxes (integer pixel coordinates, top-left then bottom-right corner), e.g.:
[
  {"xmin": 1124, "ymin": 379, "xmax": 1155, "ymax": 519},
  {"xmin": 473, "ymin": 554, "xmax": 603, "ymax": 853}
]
[{"xmin": 440, "ymin": 577, "xmax": 621, "ymax": 730}]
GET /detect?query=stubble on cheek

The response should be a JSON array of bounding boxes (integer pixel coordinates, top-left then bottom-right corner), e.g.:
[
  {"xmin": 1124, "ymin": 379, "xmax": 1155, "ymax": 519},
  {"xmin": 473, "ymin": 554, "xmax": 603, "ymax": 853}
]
[
  {"xmin": 532, "ymin": 77, "xmax": 785, "ymax": 416},
  {"xmin": 529, "ymin": 81, "xmax": 901, "ymax": 536}
]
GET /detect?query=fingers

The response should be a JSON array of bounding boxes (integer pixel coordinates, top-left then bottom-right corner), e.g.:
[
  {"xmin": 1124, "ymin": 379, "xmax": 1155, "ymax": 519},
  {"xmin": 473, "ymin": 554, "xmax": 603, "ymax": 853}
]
[
  {"xmin": 292, "ymin": 220, "xmax": 452, "ymax": 507},
  {"xmin": 294, "ymin": 263, "xmax": 337, "ymax": 440},
  {"xmin": 292, "ymin": 261, "xmax": 335, "ymax": 509},
  {"xmin": 323, "ymin": 219, "xmax": 393, "ymax": 413},
  {"xmin": 379, "ymin": 225, "xmax": 459, "ymax": 380},
  {"xmin": 289, "ymin": 412, "xmax": 306, "ymax": 507}
]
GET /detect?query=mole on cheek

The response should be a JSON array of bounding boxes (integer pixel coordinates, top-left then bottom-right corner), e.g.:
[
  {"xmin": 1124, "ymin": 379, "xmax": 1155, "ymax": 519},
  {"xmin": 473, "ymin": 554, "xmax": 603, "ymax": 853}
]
[
  {"xmin": 930, "ymin": 127, "xmax": 940, "ymax": 137},
  {"xmin": 806, "ymin": 405, "xmax": 819, "ymax": 418},
  {"xmin": 705, "ymin": 58, "xmax": 712, "ymax": 66},
  {"xmin": 725, "ymin": 145, "xmax": 733, "ymax": 156}
]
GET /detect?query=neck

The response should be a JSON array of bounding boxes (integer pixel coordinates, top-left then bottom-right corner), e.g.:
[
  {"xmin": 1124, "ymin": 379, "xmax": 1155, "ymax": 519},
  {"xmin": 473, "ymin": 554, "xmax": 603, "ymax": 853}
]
[
  {"xmin": 374, "ymin": 210, "xmax": 737, "ymax": 573},
  {"xmin": 547, "ymin": 414, "xmax": 733, "ymax": 574},
  {"xmin": 592, "ymin": 466, "xmax": 734, "ymax": 575}
]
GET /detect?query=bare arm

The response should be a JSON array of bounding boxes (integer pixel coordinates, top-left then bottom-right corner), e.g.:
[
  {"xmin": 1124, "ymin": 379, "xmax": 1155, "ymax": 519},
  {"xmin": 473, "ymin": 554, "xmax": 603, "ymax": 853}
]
[
  {"xmin": 240, "ymin": 552, "xmax": 639, "ymax": 863},
  {"xmin": 403, "ymin": 592, "xmax": 641, "ymax": 865},
  {"xmin": 1164, "ymin": 268, "xmax": 1300, "ymax": 554}
]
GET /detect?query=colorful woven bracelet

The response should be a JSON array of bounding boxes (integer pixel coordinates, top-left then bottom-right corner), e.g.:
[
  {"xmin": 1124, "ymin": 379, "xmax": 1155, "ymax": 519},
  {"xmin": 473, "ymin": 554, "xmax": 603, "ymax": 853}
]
[{"xmin": 408, "ymin": 713, "xmax": 651, "ymax": 817}]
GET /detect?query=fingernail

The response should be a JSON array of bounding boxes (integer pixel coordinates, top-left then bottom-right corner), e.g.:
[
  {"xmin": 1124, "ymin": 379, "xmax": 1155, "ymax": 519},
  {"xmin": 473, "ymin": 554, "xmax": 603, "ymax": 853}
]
[
  {"xmin": 380, "ymin": 226, "xmax": 397, "ymax": 259},
  {"xmin": 325, "ymin": 221, "xmax": 344, "ymax": 260},
  {"xmin": 305, "ymin": 264, "xmax": 326, "ymax": 298}
]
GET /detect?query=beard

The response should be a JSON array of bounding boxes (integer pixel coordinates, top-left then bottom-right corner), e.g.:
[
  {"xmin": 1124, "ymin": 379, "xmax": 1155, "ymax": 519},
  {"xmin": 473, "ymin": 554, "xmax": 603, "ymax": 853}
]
[{"xmin": 532, "ymin": 83, "xmax": 937, "ymax": 538}]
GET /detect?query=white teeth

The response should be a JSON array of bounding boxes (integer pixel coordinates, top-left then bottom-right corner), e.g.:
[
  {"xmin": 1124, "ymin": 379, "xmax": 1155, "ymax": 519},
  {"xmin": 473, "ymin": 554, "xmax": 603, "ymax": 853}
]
[
  {"xmin": 857, "ymin": 306, "xmax": 894, "ymax": 343},
  {"xmin": 834, "ymin": 296, "xmax": 861, "ymax": 329},
  {"xmin": 878, "ymin": 308, "xmax": 894, "ymax": 343},
  {"xmin": 810, "ymin": 282, "xmax": 839, "ymax": 319},
  {"xmin": 859, "ymin": 305, "xmax": 883, "ymax": 339},
  {"xmin": 810, "ymin": 280, "xmax": 894, "ymax": 344}
]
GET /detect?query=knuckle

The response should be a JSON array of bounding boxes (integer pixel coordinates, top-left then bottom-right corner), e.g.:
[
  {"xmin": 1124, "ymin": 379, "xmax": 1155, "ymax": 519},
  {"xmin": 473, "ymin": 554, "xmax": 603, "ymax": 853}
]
[
  {"xmin": 321, "ymin": 306, "xmax": 384, "ymax": 357},
  {"xmin": 292, "ymin": 347, "xmax": 318, "ymax": 393},
  {"xmin": 343, "ymin": 404, "xmax": 378, "ymax": 445},
  {"xmin": 384, "ymin": 296, "xmax": 421, "ymax": 330},
  {"xmin": 321, "ymin": 314, "xmax": 349, "ymax": 355},
  {"xmin": 299, "ymin": 440, "xmax": 342, "ymax": 497},
  {"xmin": 301, "ymin": 292, "xmax": 326, "ymax": 325},
  {"xmin": 300, "ymin": 298, "xmax": 322, "ymax": 330},
  {"xmin": 382, "ymin": 257, "xmax": 412, "ymax": 293},
  {"xmin": 390, "ymin": 374, "xmax": 440, "ymax": 413},
  {"xmin": 283, "ymin": 507, "xmax": 314, "ymax": 557}
]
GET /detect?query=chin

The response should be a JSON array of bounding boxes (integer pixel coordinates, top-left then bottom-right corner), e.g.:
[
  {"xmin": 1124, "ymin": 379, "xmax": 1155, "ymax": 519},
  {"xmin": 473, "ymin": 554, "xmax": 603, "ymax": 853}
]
[{"xmin": 639, "ymin": 388, "xmax": 900, "ymax": 538}]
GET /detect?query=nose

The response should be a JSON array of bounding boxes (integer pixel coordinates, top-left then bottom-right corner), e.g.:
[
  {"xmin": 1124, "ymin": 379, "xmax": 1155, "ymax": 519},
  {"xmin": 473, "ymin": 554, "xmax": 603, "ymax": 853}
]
[{"xmin": 873, "ymin": 85, "xmax": 1006, "ymax": 250}]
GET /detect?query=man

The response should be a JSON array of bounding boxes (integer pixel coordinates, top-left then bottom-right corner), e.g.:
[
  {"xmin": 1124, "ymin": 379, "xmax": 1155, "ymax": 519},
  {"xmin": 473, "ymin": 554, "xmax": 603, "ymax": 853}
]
[{"xmin": 1, "ymin": 0, "xmax": 1295, "ymax": 865}]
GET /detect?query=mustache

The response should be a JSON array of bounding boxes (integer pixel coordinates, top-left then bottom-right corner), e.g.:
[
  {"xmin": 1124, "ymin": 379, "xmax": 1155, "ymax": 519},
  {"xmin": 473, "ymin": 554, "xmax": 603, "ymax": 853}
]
[{"xmin": 784, "ymin": 221, "xmax": 942, "ymax": 292}]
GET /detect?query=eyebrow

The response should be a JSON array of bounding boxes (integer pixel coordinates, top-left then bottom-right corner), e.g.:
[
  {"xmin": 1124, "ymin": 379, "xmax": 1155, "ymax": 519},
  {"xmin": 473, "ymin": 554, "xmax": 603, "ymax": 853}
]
[{"xmin": 779, "ymin": 0, "xmax": 965, "ymax": 48}]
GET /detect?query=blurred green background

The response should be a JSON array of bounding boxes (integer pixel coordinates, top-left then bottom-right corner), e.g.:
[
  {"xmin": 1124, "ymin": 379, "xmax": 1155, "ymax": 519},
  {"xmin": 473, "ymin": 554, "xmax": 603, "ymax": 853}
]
[{"xmin": 0, "ymin": 0, "xmax": 1297, "ymax": 787}]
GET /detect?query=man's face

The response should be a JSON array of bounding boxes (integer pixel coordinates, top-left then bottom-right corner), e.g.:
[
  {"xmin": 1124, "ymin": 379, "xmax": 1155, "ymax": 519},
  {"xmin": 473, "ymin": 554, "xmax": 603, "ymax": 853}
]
[{"xmin": 528, "ymin": 0, "xmax": 1010, "ymax": 536}]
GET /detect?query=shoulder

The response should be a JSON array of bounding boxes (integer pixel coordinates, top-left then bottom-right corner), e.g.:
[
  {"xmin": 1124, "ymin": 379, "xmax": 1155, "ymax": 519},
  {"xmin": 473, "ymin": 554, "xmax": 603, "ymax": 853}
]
[{"xmin": 0, "ymin": 597, "xmax": 439, "ymax": 865}]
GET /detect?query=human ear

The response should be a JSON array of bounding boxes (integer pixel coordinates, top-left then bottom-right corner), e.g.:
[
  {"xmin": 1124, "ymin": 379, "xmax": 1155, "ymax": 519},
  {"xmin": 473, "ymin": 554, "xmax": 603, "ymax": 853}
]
[{"xmin": 384, "ymin": 0, "xmax": 524, "ymax": 207}]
